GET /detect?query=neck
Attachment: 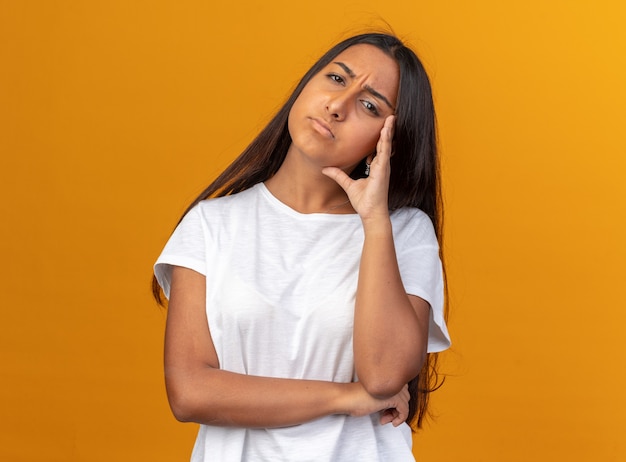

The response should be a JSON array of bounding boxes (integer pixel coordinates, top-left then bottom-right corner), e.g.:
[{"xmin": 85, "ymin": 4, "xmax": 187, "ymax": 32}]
[{"xmin": 264, "ymin": 147, "xmax": 354, "ymax": 214}]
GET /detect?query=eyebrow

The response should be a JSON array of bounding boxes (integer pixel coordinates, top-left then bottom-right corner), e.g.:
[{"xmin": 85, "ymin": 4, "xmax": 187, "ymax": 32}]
[{"xmin": 333, "ymin": 61, "xmax": 396, "ymax": 111}]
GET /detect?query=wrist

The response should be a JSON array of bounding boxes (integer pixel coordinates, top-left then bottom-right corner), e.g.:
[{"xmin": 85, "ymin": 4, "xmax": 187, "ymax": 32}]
[
  {"xmin": 361, "ymin": 213, "xmax": 392, "ymax": 237},
  {"xmin": 332, "ymin": 382, "xmax": 362, "ymax": 416}
]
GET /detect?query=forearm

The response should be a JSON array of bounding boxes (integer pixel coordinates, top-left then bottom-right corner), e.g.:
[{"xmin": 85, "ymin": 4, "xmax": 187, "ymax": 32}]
[
  {"xmin": 164, "ymin": 255, "xmax": 411, "ymax": 429},
  {"xmin": 166, "ymin": 366, "xmax": 368, "ymax": 428},
  {"xmin": 353, "ymin": 216, "xmax": 429, "ymax": 397}
]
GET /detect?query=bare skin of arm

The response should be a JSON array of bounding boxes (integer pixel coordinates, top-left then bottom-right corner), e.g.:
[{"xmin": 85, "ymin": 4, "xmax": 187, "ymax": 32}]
[
  {"xmin": 164, "ymin": 265, "xmax": 410, "ymax": 428},
  {"xmin": 354, "ymin": 223, "xmax": 430, "ymax": 397},
  {"xmin": 323, "ymin": 115, "xmax": 431, "ymax": 398}
]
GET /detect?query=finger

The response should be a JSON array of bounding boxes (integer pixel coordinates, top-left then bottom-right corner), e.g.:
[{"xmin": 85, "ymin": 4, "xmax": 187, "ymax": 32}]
[
  {"xmin": 321, "ymin": 166, "xmax": 354, "ymax": 192},
  {"xmin": 392, "ymin": 405, "xmax": 407, "ymax": 427},
  {"xmin": 391, "ymin": 386, "xmax": 409, "ymax": 426},
  {"xmin": 374, "ymin": 115, "xmax": 395, "ymax": 166},
  {"xmin": 392, "ymin": 412, "xmax": 405, "ymax": 427},
  {"xmin": 387, "ymin": 408, "xmax": 404, "ymax": 427},
  {"xmin": 379, "ymin": 409, "xmax": 394, "ymax": 425}
]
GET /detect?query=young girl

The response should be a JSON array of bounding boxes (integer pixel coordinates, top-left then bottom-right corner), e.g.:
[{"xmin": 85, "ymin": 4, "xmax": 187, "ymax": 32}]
[{"xmin": 153, "ymin": 32, "xmax": 450, "ymax": 461}]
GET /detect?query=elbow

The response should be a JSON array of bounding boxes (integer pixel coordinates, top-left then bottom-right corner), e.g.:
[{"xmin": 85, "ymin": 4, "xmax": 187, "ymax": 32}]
[
  {"xmin": 171, "ymin": 405, "xmax": 194, "ymax": 423},
  {"xmin": 168, "ymin": 393, "xmax": 195, "ymax": 422},
  {"xmin": 358, "ymin": 354, "xmax": 427, "ymax": 399},
  {"xmin": 164, "ymin": 364, "xmax": 222, "ymax": 423},
  {"xmin": 166, "ymin": 384, "xmax": 201, "ymax": 423},
  {"xmin": 359, "ymin": 375, "xmax": 407, "ymax": 399}
]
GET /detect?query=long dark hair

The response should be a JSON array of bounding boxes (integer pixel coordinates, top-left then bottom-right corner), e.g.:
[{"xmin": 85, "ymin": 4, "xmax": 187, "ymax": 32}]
[{"xmin": 153, "ymin": 33, "xmax": 447, "ymax": 429}]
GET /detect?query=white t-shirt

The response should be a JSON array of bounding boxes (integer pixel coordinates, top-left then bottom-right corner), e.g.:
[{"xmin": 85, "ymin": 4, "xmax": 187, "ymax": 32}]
[{"xmin": 154, "ymin": 183, "xmax": 451, "ymax": 462}]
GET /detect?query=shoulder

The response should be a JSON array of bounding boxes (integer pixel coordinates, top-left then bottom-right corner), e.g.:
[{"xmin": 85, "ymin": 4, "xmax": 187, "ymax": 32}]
[
  {"xmin": 192, "ymin": 184, "xmax": 263, "ymax": 218},
  {"xmin": 390, "ymin": 207, "xmax": 434, "ymax": 233}
]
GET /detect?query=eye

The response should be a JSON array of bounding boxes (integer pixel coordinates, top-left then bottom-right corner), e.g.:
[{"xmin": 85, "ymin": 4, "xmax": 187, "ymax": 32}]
[
  {"xmin": 360, "ymin": 100, "xmax": 380, "ymax": 116},
  {"xmin": 327, "ymin": 73, "xmax": 345, "ymax": 85}
]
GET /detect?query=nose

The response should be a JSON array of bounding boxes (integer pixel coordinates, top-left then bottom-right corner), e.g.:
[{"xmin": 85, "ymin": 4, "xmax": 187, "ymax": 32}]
[{"xmin": 326, "ymin": 90, "xmax": 352, "ymax": 121}]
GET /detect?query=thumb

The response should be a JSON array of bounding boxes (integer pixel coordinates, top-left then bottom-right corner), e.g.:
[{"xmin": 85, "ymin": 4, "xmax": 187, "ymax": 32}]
[{"xmin": 322, "ymin": 166, "xmax": 354, "ymax": 192}]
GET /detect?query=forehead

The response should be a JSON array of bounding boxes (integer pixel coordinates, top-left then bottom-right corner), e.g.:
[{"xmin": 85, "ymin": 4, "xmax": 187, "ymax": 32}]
[{"xmin": 330, "ymin": 44, "xmax": 399, "ymax": 101}]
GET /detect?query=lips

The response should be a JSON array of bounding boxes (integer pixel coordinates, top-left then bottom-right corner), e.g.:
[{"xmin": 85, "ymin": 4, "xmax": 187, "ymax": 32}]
[{"xmin": 310, "ymin": 117, "xmax": 334, "ymax": 139}]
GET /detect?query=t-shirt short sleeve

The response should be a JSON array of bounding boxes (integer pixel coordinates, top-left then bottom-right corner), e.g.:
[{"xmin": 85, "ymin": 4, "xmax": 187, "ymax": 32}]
[
  {"xmin": 154, "ymin": 205, "xmax": 207, "ymax": 300},
  {"xmin": 394, "ymin": 210, "xmax": 451, "ymax": 353}
]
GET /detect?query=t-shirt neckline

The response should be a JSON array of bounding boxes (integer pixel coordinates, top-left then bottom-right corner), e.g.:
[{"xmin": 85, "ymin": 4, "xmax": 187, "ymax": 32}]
[{"xmin": 257, "ymin": 183, "xmax": 360, "ymax": 221}]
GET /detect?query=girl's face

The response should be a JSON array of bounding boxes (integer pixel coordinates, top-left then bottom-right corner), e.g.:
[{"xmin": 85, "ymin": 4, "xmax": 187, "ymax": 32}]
[{"xmin": 287, "ymin": 44, "xmax": 399, "ymax": 172}]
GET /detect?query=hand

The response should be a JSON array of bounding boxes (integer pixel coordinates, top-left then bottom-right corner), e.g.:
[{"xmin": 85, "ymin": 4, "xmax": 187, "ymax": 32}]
[
  {"xmin": 343, "ymin": 381, "xmax": 410, "ymax": 427},
  {"xmin": 377, "ymin": 384, "xmax": 410, "ymax": 427},
  {"xmin": 322, "ymin": 115, "xmax": 395, "ymax": 221}
]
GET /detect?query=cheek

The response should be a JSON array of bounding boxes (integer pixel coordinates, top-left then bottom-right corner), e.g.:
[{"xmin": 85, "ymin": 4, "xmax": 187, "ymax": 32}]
[
  {"xmin": 353, "ymin": 124, "xmax": 382, "ymax": 153},
  {"xmin": 287, "ymin": 99, "xmax": 305, "ymax": 139},
  {"xmin": 291, "ymin": 85, "xmax": 314, "ymax": 114}
]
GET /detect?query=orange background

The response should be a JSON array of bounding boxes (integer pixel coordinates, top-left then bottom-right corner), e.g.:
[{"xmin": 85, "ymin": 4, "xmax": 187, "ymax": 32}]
[{"xmin": 1, "ymin": 1, "xmax": 625, "ymax": 461}]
